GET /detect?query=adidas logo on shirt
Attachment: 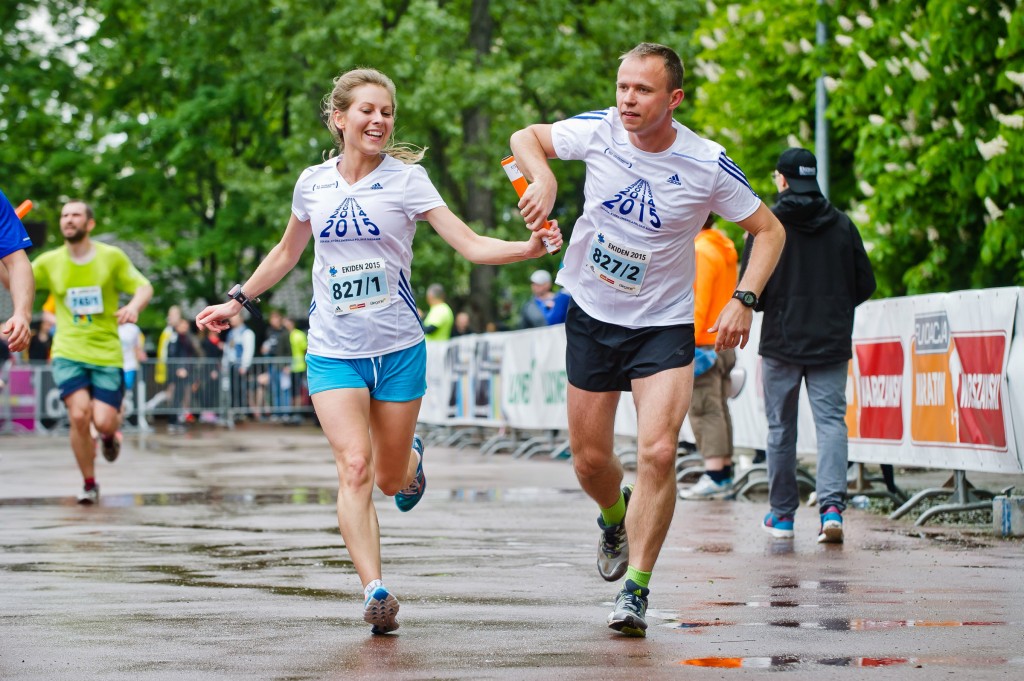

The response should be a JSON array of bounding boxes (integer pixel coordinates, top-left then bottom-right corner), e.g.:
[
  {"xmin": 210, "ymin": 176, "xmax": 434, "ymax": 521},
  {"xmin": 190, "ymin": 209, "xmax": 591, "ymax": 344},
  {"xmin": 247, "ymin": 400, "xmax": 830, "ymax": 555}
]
[
  {"xmin": 667, "ymin": 174, "xmax": 681, "ymax": 185},
  {"xmin": 370, "ymin": 183, "xmax": 383, "ymax": 190}
]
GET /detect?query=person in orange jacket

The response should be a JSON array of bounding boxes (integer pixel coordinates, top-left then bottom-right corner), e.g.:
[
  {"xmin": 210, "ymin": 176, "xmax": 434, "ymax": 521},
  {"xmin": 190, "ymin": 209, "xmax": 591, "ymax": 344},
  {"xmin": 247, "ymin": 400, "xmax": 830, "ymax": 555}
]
[{"xmin": 681, "ymin": 214, "xmax": 739, "ymax": 499}]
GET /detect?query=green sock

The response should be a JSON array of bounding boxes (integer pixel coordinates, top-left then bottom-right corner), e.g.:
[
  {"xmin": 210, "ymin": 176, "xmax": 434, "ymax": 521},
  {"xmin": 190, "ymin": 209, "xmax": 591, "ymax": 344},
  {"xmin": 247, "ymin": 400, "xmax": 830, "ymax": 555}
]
[
  {"xmin": 625, "ymin": 566, "xmax": 652, "ymax": 589},
  {"xmin": 599, "ymin": 491, "xmax": 626, "ymax": 526}
]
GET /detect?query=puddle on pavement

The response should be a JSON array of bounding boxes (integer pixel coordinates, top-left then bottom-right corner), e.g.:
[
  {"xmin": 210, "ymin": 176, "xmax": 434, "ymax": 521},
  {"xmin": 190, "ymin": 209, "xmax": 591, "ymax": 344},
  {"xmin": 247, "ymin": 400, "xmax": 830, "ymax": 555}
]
[
  {"xmin": 768, "ymin": 578, "xmax": 848, "ymax": 592},
  {"xmin": 447, "ymin": 488, "xmax": 582, "ymax": 502},
  {"xmin": 666, "ymin": 619, "xmax": 1008, "ymax": 632},
  {"xmin": 679, "ymin": 655, "xmax": 1015, "ymax": 669},
  {"xmin": 707, "ymin": 601, "xmax": 820, "ymax": 608},
  {"xmin": 0, "ymin": 487, "xmax": 339, "ymax": 508}
]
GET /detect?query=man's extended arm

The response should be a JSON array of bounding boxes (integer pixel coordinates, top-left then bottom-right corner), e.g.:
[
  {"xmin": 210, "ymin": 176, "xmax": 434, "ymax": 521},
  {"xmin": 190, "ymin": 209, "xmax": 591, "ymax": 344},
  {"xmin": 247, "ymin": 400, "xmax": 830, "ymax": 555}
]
[
  {"xmin": 1, "ymin": 250, "xmax": 34, "ymax": 353},
  {"xmin": 709, "ymin": 203, "xmax": 786, "ymax": 351}
]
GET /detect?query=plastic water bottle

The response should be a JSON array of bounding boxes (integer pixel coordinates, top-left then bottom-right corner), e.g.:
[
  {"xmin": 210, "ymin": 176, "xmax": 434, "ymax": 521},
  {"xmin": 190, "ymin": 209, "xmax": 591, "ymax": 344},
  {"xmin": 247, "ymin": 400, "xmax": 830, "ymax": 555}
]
[{"xmin": 850, "ymin": 495, "xmax": 870, "ymax": 509}]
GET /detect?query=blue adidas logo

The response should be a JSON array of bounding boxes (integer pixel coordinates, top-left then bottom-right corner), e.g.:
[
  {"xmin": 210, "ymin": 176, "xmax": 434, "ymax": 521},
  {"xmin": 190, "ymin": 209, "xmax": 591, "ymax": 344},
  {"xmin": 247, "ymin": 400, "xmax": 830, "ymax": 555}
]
[
  {"xmin": 667, "ymin": 174, "xmax": 681, "ymax": 185},
  {"xmin": 370, "ymin": 183, "xmax": 383, "ymax": 190}
]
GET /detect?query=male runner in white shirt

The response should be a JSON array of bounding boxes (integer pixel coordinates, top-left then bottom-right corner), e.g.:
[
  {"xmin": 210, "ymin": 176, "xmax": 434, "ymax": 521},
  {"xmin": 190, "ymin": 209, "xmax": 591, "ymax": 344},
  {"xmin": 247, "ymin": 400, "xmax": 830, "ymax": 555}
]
[{"xmin": 511, "ymin": 42, "xmax": 785, "ymax": 637}]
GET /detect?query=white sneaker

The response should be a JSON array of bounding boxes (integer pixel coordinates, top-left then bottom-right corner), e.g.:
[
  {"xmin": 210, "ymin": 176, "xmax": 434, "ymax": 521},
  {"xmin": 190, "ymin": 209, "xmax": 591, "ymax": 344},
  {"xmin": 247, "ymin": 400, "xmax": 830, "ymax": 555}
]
[
  {"xmin": 77, "ymin": 484, "xmax": 100, "ymax": 505},
  {"xmin": 679, "ymin": 473, "xmax": 732, "ymax": 500}
]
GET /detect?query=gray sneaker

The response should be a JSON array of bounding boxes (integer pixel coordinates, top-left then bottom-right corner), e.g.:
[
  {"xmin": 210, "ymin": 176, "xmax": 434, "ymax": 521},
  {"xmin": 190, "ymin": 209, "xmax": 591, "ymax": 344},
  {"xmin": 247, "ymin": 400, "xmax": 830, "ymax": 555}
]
[
  {"xmin": 607, "ymin": 579, "xmax": 649, "ymax": 637},
  {"xmin": 596, "ymin": 485, "xmax": 632, "ymax": 582}
]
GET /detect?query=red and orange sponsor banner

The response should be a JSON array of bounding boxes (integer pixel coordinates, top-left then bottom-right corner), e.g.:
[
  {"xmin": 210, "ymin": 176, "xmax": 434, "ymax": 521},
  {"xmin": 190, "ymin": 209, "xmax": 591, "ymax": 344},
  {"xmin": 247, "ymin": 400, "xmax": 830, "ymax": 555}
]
[{"xmin": 848, "ymin": 288, "xmax": 1022, "ymax": 473}]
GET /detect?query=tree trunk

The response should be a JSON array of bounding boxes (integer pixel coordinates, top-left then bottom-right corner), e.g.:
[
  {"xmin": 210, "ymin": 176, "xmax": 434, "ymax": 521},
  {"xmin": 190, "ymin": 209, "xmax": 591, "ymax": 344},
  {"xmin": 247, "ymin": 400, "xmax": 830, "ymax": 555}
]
[{"xmin": 464, "ymin": 0, "xmax": 497, "ymax": 329}]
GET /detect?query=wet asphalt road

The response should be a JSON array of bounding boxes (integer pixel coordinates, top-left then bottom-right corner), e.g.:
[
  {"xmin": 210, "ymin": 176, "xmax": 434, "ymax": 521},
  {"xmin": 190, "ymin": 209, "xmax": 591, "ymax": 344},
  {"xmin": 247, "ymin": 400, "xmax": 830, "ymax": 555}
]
[{"xmin": 1, "ymin": 426, "xmax": 1022, "ymax": 680}]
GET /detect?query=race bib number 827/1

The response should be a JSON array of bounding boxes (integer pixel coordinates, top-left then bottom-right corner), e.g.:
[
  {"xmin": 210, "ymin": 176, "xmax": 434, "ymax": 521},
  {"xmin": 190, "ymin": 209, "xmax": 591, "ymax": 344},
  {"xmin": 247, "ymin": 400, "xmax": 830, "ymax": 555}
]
[{"xmin": 326, "ymin": 257, "xmax": 391, "ymax": 315}]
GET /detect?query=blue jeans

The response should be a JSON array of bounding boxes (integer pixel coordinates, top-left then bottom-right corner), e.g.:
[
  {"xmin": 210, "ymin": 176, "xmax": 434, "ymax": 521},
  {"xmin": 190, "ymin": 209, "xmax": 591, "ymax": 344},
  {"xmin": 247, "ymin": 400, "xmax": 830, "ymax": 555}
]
[{"xmin": 762, "ymin": 357, "xmax": 849, "ymax": 516}]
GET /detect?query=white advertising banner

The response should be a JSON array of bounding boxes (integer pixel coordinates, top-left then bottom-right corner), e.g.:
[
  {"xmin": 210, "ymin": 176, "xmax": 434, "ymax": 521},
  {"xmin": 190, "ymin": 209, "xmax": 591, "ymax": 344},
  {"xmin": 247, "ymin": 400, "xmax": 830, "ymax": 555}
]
[
  {"xmin": 502, "ymin": 326, "xmax": 570, "ymax": 430},
  {"xmin": 420, "ymin": 333, "xmax": 507, "ymax": 427}
]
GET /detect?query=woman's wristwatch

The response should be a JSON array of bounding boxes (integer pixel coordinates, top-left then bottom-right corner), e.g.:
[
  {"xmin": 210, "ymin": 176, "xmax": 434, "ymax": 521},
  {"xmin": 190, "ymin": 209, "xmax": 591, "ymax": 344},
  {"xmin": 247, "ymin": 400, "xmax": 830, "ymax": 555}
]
[{"xmin": 226, "ymin": 284, "xmax": 263, "ymax": 320}]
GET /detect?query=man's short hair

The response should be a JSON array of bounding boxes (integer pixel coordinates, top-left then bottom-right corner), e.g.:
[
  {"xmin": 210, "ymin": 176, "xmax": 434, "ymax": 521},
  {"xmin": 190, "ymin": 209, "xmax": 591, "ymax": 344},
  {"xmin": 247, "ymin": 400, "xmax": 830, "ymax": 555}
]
[
  {"xmin": 620, "ymin": 42, "xmax": 684, "ymax": 91},
  {"xmin": 65, "ymin": 199, "xmax": 94, "ymax": 221},
  {"xmin": 427, "ymin": 283, "xmax": 445, "ymax": 299}
]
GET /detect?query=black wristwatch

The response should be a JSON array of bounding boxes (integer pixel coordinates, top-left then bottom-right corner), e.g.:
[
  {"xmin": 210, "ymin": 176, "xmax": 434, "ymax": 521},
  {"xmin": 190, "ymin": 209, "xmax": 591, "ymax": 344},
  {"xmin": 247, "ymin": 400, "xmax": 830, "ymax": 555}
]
[
  {"xmin": 227, "ymin": 284, "xmax": 263, "ymax": 320},
  {"xmin": 732, "ymin": 290, "xmax": 758, "ymax": 308}
]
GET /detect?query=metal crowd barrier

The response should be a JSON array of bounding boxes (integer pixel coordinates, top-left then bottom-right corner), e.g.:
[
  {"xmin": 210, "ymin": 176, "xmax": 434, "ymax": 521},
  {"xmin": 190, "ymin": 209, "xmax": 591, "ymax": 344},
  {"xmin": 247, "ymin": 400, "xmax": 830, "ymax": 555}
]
[{"xmin": 0, "ymin": 357, "xmax": 313, "ymax": 435}]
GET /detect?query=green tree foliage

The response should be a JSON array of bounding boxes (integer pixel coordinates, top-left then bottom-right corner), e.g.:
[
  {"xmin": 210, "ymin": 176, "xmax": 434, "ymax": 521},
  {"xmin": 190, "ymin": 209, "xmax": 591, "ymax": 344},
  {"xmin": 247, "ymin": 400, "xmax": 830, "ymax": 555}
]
[
  {"xmin": 3, "ymin": 0, "xmax": 706, "ymax": 327},
  {"xmin": 693, "ymin": 0, "xmax": 1024, "ymax": 296}
]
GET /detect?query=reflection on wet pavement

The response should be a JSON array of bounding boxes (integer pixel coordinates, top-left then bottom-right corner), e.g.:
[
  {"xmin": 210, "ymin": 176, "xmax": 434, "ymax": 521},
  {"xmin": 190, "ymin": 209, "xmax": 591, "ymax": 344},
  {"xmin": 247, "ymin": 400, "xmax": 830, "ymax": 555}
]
[
  {"xmin": 0, "ymin": 487, "xmax": 339, "ymax": 508},
  {"xmin": 669, "ymin": 619, "xmax": 1009, "ymax": 631},
  {"xmin": 680, "ymin": 655, "xmax": 1017, "ymax": 669}
]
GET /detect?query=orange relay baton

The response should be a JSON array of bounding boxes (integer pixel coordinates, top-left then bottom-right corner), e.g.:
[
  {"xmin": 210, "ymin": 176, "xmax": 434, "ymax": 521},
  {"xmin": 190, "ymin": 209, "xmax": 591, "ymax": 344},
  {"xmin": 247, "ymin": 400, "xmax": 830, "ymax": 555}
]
[
  {"xmin": 15, "ymin": 200, "xmax": 33, "ymax": 219},
  {"xmin": 501, "ymin": 155, "xmax": 560, "ymax": 255}
]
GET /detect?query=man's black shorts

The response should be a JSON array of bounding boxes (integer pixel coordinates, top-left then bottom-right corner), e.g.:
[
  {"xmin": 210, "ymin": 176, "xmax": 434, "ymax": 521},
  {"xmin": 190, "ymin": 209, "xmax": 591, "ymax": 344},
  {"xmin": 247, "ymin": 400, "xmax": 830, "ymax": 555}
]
[{"xmin": 565, "ymin": 300, "xmax": 695, "ymax": 392}]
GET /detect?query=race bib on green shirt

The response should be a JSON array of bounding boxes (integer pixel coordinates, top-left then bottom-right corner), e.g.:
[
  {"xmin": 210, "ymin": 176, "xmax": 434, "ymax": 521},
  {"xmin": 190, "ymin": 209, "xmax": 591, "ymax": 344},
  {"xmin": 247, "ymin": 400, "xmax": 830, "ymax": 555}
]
[{"xmin": 66, "ymin": 286, "xmax": 104, "ymax": 316}]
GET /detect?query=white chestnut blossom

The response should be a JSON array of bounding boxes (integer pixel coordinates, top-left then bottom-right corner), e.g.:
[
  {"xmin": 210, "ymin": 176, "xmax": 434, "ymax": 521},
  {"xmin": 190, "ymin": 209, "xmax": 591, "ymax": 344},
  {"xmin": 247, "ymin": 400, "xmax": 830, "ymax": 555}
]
[
  {"xmin": 856, "ymin": 14, "xmax": 874, "ymax": 28},
  {"xmin": 859, "ymin": 180, "xmax": 876, "ymax": 197},
  {"xmin": 1005, "ymin": 71, "xmax": 1024, "ymax": 88},
  {"xmin": 800, "ymin": 38, "xmax": 814, "ymax": 53},
  {"xmin": 900, "ymin": 31, "xmax": 920, "ymax": 49},
  {"xmin": 699, "ymin": 35, "xmax": 718, "ymax": 51},
  {"xmin": 953, "ymin": 119, "xmax": 965, "ymax": 137},
  {"xmin": 886, "ymin": 59, "xmax": 901, "ymax": 76},
  {"xmin": 727, "ymin": 4, "xmax": 740, "ymax": 24},
  {"xmin": 823, "ymin": 76, "xmax": 840, "ymax": 92},
  {"xmin": 858, "ymin": 51, "xmax": 877, "ymax": 69},
  {"xmin": 976, "ymin": 135, "xmax": 1009, "ymax": 160},
  {"xmin": 868, "ymin": 114, "xmax": 886, "ymax": 126},
  {"xmin": 926, "ymin": 226, "xmax": 940, "ymax": 242},
  {"xmin": 908, "ymin": 61, "xmax": 930, "ymax": 81},
  {"xmin": 783, "ymin": 41, "xmax": 800, "ymax": 55},
  {"xmin": 838, "ymin": 16, "xmax": 854, "ymax": 31},
  {"xmin": 884, "ymin": 163, "xmax": 902, "ymax": 173},
  {"xmin": 836, "ymin": 35, "xmax": 854, "ymax": 48},
  {"xmin": 787, "ymin": 84, "xmax": 806, "ymax": 101},
  {"xmin": 984, "ymin": 197, "xmax": 1004, "ymax": 221},
  {"xmin": 996, "ymin": 113, "xmax": 1024, "ymax": 129}
]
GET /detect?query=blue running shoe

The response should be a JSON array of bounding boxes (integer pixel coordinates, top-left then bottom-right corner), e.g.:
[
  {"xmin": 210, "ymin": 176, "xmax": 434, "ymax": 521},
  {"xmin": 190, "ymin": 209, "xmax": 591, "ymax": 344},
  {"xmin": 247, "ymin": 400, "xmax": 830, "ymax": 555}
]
[
  {"xmin": 395, "ymin": 435, "xmax": 426, "ymax": 512},
  {"xmin": 607, "ymin": 578, "xmax": 649, "ymax": 637},
  {"xmin": 363, "ymin": 581, "xmax": 400, "ymax": 634},
  {"xmin": 762, "ymin": 511, "xmax": 795, "ymax": 538},
  {"xmin": 817, "ymin": 505, "xmax": 844, "ymax": 543}
]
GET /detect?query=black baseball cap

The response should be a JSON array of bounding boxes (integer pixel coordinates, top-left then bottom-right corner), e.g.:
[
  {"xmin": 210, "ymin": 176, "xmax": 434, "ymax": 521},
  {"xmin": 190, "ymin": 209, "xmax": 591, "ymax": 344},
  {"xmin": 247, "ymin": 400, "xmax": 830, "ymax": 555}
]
[{"xmin": 776, "ymin": 147, "xmax": 821, "ymax": 194}]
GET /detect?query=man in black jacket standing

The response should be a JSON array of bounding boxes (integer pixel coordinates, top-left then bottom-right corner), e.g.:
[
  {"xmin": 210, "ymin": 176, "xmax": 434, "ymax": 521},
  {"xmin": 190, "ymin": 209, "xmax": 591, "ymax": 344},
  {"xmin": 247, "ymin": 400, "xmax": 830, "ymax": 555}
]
[{"xmin": 746, "ymin": 148, "xmax": 876, "ymax": 543}]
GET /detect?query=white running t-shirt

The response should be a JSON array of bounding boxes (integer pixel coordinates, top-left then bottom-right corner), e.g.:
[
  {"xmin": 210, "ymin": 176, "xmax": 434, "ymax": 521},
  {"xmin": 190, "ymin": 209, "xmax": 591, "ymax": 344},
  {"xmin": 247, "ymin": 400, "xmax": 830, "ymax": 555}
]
[
  {"xmin": 292, "ymin": 154, "xmax": 446, "ymax": 359},
  {"xmin": 551, "ymin": 107, "xmax": 760, "ymax": 328},
  {"xmin": 118, "ymin": 322, "xmax": 142, "ymax": 372}
]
